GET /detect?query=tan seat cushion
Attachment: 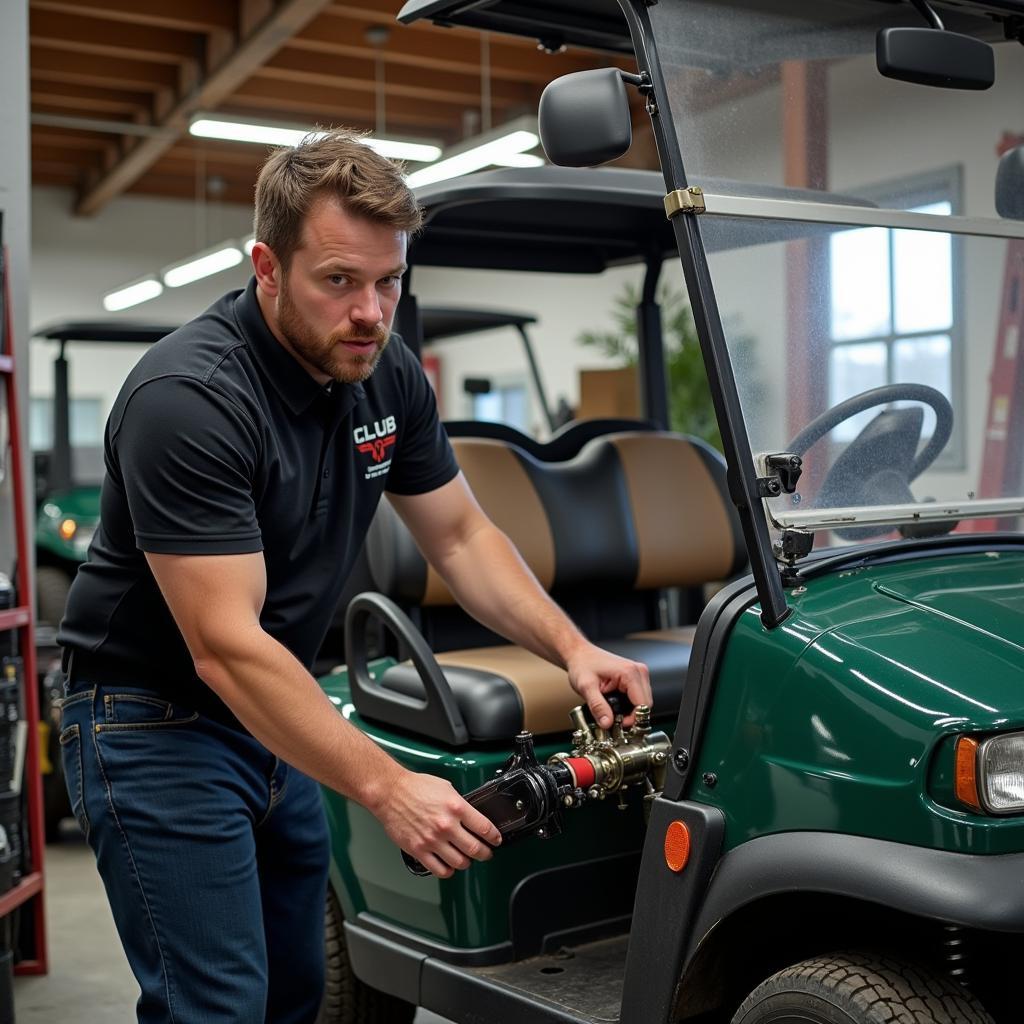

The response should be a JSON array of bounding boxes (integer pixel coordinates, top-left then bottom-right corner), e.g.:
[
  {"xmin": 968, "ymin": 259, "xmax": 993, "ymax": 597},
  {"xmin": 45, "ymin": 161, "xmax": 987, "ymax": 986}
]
[{"xmin": 376, "ymin": 627, "xmax": 696, "ymax": 744}]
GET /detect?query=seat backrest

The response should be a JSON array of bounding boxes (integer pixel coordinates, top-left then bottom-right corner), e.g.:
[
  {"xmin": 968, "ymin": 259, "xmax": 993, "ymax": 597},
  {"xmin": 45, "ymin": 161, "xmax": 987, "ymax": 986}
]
[
  {"xmin": 365, "ymin": 431, "xmax": 744, "ymax": 611},
  {"xmin": 442, "ymin": 416, "xmax": 657, "ymax": 462}
]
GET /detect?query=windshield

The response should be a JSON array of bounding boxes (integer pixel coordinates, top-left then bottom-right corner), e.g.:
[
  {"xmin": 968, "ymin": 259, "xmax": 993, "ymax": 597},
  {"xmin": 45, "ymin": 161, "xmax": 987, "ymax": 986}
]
[
  {"xmin": 697, "ymin": 207, "xmax": 1024, "ymax": 540},
  {"xmin": 647, "ymin": 0, "xmax": 1022, "ymax": 218},
  {"xmin": 644, "ymin": 0, "xmax": 1024, "ymax": 543}
]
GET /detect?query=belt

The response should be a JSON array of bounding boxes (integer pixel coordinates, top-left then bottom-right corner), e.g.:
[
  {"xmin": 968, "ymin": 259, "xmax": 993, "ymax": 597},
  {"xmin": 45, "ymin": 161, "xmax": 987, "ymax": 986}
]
[
  {"xmin": 64, "ymin": 648, "xmax": 171, "ymax": 688},
  {"xmin": 62, "ymin": 647, "xmax": 246, "ymax": 730}
]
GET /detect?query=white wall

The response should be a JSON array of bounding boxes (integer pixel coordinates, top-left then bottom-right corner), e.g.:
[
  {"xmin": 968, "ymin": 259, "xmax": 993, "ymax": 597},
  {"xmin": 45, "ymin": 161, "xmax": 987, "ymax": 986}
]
[{"xmin": 31, "ymin": 186, "xmax": 255, "ymax": 425}]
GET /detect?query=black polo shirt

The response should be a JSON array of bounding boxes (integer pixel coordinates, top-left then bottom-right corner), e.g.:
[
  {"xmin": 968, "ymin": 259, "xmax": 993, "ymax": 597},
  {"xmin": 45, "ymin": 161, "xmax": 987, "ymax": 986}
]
[{"xmin": 59, "ymin": 277, "xmax": 458, "ymax": 715}]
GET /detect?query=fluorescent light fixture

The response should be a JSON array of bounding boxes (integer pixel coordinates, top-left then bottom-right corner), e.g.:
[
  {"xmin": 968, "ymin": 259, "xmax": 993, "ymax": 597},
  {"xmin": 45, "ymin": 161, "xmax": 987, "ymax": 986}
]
[
  {"xmin": 189, "ymin": 114, "xmax": 441, "ymax": 163},
  {"xmin": 493, "ymin": 153, "xmax": 545, "ymax": 168},
  {"xmin": 405, "ymin": 116, "xmax": 540, "ymax": 188},
  {"xmin": 191, "ymin": 117, "xmax": 308, "ymax": 147},
  {"xmin": 103, "ymin": 276, "xmax": 163, "ymax": 312},
  {"xmin": 363, "ymin": 137, "xmax": 442, "ymax": 163},
  {"xmin": 162, "ymin": 243, "xmax": 244, "ymax": 288},
  {"xmin": 243, "ymin": 236, "xmax": 256, "ymax": 255}
]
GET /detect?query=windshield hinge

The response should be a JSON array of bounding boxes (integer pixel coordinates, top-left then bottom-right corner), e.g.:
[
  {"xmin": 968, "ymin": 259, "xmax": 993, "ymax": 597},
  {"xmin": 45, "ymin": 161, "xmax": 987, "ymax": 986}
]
[
  {"xmin": 755, "ymin": 452, "xmax": 803, "ymax": 498},
  {"xmin": 664, "ymin": 187, "xmax": 706, "ymax": 219},
  {"xmin": 774, "ymin": 529, "xmax": 814, "ymax": 578}
]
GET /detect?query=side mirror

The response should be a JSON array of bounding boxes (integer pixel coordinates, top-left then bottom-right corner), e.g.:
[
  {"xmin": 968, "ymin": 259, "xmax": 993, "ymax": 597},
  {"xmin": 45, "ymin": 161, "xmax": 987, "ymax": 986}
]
[
  {"xmin": 876, "ymin": 27, "xmax": 994, "ymax": 90},
  {"xmin": 538, "ymin": 68, "xmax": 632, "ymax": 167},
  {"xmin": 996, "ymin": 145, "xmax": 1024, "ymax": 220}
]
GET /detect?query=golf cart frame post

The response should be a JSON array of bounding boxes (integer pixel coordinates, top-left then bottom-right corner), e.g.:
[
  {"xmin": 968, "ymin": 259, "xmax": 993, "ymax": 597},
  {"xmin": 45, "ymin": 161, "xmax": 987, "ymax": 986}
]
[{"xmin": 620, "ymin": 0, "xmax": 791, "ymax": 629}]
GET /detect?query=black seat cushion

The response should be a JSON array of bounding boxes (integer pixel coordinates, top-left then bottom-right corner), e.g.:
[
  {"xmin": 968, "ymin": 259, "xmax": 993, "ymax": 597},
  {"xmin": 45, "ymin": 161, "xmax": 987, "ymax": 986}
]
[{"xmin": 375, "ymin": 628, "xmax": 694, "ymax": 744}]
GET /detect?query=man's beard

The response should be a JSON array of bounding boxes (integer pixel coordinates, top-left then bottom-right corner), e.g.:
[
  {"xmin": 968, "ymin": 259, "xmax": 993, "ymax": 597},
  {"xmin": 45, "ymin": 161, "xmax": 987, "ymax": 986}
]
[{"xmin": 278, "ymin": 279, "xmax": 390, "ymax": 384}]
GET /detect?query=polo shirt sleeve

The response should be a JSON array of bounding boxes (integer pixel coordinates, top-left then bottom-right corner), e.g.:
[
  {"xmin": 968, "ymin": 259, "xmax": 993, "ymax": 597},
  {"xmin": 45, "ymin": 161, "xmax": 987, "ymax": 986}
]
[
  {"xmin": 385, "ymin": 339, "xmax": 460, "ymax": 496},
  {"xmin": 111, "ymin": 375, "xmax": 264, "ymax": 555}
]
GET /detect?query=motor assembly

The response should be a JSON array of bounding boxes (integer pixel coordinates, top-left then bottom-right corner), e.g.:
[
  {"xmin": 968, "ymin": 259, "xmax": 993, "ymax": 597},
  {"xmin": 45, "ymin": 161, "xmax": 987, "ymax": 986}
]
[{"xmin": 402, "ymin": 701, "xmax": 672, "ymax": 876}]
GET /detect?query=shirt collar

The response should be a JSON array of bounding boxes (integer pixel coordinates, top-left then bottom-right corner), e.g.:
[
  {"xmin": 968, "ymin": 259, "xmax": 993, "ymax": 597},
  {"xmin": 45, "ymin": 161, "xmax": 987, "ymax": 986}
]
[{"xmin": 233, "ymin": 277, "xmax": 365, "ymax": 416}]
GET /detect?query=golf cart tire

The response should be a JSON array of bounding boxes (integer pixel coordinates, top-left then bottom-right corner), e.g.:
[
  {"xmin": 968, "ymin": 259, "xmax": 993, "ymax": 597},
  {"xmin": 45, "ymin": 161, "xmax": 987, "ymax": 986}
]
[
  {"xmin": 36, "ymin": 565, "xmax": 72, "ymax": 628},
  {"xmin": 318, "ymin": 889, "xmax": 415, "ymax": 1024},
  {"xmin": 731, "ymin": 952, "xmax": 994, "ymax": 1024}
]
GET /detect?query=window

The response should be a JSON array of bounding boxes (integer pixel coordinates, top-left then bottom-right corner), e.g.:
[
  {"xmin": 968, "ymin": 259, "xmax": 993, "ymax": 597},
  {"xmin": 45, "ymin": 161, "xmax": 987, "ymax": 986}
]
[
  {"xmin": 471, "ymin": 382, "xmax": 529, "ymax": 432},
  {"xmin": 827, "ymin": 170, "xmax": 961, "ymax": 462},
  {"xmin": 30, "ymin": 397, "xmax": 104, "ymax": 452}
]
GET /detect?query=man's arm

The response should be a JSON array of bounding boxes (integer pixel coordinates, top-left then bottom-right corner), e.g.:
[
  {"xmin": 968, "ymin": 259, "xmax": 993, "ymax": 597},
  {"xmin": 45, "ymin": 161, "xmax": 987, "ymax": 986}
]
[
  {"xmin": 387, "ymin": 474, "xmax": 652, "ymax": 728},
  {"xmin": 145, "ymin": 550, "xmax": 501, "ymax": 879}
]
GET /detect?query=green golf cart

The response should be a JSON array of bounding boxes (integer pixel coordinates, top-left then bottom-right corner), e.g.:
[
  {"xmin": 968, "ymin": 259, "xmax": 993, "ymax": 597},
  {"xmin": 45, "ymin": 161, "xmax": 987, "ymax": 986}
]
[{"xmin": 312, "ymin": 1, "xmax": 1024, "ymax": 1022}]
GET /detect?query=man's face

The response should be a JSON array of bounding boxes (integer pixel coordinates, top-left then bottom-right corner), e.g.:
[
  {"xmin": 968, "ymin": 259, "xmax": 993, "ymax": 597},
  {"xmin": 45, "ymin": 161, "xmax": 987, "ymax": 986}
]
[{"xmin": 272, "ymin": 196, "xmax": 408, "ymax": 384}]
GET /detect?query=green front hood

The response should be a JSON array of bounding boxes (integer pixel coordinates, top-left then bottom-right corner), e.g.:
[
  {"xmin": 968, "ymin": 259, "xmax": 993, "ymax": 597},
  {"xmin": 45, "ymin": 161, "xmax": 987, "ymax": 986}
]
[
  {"xmin": 830, "ymin": 552, "xmax": 1024, "ymax": 733},
  {"xmin": 695, "ymin": 547, "xmax": 1024, "ymax": 854}
]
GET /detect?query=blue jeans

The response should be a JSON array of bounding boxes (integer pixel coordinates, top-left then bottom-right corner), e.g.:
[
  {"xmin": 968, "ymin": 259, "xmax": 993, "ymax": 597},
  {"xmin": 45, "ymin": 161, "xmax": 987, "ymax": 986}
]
[{"xmin": 58, "ymin": 682, "xmax": 330, "ymax": 1024}]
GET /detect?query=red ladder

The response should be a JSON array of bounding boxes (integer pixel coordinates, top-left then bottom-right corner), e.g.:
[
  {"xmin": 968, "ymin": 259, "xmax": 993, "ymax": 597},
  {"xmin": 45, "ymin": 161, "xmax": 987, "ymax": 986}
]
[
  {"xmin": 0, "ymin": 238, "xmax": 47, "ymax": 975},
  {"xmin": 963, "ymin": 133, "xmax": 1024, "ymax": 533}
]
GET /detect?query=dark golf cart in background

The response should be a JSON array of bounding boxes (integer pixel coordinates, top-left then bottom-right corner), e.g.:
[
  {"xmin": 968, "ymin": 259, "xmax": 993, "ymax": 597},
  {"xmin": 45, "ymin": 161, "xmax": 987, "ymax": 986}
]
[
  {"xmin": 313, "ymin": 1, "xmax": 1024, "ymax": 1023},
  {"xmin": 32, "ymin": 321, "xmax": 172, "ymax": 839},
  {"xmin": 32, "ymin": 321, "xmax": 173, "ymax": 630}
]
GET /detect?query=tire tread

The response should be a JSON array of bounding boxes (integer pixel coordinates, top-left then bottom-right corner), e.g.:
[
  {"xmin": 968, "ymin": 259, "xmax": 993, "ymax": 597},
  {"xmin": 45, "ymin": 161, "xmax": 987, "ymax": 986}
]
[
  {"xmin": 317, "ymin": 890, "xmax": 416, "ymax": 1024},
  {"xmin": 732, "ymin": 952, "xmax": 994, "ymax": 1024}
]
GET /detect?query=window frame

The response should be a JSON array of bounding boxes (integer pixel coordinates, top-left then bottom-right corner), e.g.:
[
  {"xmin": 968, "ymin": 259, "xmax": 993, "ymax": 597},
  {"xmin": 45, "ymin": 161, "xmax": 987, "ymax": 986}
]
[{"xmin": 828, "ymin": 165, "xmax": 965, "ymax": 470}]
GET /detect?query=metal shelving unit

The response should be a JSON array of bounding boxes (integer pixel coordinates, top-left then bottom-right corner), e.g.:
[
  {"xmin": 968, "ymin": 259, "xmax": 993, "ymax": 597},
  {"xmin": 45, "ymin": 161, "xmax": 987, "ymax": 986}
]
[{"xmin": 0, "ymin": 219, "xmax": 47, "ymax": 976}]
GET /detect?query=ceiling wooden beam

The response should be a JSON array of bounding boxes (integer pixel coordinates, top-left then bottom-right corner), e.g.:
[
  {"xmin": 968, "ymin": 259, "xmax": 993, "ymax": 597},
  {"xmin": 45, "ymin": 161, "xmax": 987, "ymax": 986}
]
[
  {"xmin": 31, "ymin": 0, "xmax": 237, "ymax": 34},
  {"xmin": 32, "ymin": 86, "xmax": 154, "ymax": 118},
  {"xmin": 31, "ymin": 47, "xmax": 185, "ymax": 93},
  {"xmin": 227, "ymin": 79, "xmax": 478, "ymax": 131},
  {"xmin": 74, "ymin": 0, "xmax": 337, "ymax": 216},
  {"xmin": 29, "ymin": 9, "xmax": 203, "ymax": 65},
  {"xmin": 31, "ymin": 129, "xmax": 112, "ymax": 150},
  {"xmin": 257, "ymin": 48, "xmax": 532, "ymax": 109}
]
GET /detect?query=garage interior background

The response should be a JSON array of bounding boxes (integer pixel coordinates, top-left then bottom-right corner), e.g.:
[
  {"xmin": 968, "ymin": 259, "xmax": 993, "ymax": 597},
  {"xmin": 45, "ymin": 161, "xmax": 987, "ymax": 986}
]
[{"xmin": 23, "ymin": 0, "xmax": 655, "ymax": 445}]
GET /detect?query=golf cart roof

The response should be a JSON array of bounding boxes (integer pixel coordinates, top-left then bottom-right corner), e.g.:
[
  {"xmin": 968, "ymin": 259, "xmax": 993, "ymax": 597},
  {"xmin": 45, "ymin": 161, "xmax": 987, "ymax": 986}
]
[
  {"xmin": 399, "ymin": 0, "xmax": 632, "ymax": 54},
  {"xmin": 398, "ymin": 0, "xmax": 1022, "ymax": 55},
  {"xmin": 421, "ymin": 307, "xmax": 536, "ymax": 344},
  {"xmin": 411, "ymin": 166, "xmax": 875, "ymax": 272},
  {"xmin": 33, "ymin": 321, "xmax": 177, "ymax": 345}
]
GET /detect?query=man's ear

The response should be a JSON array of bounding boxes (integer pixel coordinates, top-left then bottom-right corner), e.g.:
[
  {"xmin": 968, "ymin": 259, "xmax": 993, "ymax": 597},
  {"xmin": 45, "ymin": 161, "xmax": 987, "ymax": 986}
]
[{"xmin": 251, "ymin": 242, "xmax": 282, "ymax": 297}]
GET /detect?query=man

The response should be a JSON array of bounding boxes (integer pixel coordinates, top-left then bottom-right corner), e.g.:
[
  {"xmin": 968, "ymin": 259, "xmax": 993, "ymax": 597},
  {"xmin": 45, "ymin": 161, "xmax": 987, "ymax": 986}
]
[{"xmin": 57, "ymin": 131, "xmax": 651, "ymax": 1024}]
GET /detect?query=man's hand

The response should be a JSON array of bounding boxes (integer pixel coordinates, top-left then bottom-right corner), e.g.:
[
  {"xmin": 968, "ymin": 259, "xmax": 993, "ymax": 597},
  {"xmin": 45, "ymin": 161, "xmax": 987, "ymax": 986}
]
[
  {"xmin": 566, "ymin": 643, "xmax": 652, "ymax": 729},
  {"xmin": 370, "ymin": 770, "xmax": 503, "ymax": 879}
]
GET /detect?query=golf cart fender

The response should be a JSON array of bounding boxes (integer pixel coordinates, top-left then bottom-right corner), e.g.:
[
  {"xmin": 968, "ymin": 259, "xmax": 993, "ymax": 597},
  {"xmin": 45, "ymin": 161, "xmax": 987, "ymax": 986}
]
[
  {"xmin": 621, "ymin": 823, "xmax": 1024, "ymax": 1024},
  {"xmin": 688, "ymin": 832, "xmax": 1024, "ymax": 945}
]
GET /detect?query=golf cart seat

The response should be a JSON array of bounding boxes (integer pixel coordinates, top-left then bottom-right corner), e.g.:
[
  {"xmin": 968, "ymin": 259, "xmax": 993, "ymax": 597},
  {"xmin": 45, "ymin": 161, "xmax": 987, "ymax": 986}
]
[
  {"xmin": 443, "ymin": 417, "xmax": 659, "ymax": 462},
  {"xmin": 352, "ymin": 432, "xmax": 744, "ymax": 744}
]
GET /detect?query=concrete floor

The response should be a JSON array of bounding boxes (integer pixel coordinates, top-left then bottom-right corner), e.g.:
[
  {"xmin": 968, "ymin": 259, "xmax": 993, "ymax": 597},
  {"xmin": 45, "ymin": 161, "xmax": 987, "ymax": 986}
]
[{"xmin": 12, "ymin": 828, "xmax": 450, "ymax": 1023}]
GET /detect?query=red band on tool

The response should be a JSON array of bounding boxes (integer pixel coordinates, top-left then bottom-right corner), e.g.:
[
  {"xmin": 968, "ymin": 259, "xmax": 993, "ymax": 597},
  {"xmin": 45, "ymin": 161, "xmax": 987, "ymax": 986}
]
[{"xmin": 565, "ymin": 757, "xmax": 596, "ymax": 789}]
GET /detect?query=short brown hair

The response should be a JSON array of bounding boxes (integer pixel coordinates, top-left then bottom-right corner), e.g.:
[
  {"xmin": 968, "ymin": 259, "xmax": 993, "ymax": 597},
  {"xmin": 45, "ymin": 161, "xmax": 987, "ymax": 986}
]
[{"xmin": 253, "ymin": 129, "xmax": 422, "ymax": 267}]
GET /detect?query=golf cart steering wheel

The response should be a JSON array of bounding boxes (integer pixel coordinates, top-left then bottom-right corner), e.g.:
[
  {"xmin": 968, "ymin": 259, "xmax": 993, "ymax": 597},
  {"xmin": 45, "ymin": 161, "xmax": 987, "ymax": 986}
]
[{"xmin": 786, "ymin": 384, "xmax": 953, "ymax": 531}]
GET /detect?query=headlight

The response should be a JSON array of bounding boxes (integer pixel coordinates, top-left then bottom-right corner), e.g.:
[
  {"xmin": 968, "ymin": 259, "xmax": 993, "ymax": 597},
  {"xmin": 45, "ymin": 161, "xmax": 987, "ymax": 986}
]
[{"xmin": 955, "ymin": 733, "xmax": 1024, "ymax": 814}]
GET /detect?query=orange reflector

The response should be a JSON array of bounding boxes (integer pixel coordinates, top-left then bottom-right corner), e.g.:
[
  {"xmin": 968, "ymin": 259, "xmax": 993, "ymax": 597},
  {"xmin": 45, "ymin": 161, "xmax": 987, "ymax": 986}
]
[
  {"xmin": 664, "ymin": 821, "xmax": 691, "ymax": 872},
  {"xmin": 955, "ymin": 736, "xmax": 982, "ymax": 811},
  {"xmin": 59, "ymin": 518, "xmax": 77, "ymax": 541}
]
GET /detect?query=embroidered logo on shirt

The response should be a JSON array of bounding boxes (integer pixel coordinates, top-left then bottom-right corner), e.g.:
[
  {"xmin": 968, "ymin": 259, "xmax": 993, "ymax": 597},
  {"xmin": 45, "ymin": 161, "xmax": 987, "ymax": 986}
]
[
  {"xmin": 356, "ymin": 435, "xmax": 396, "ymax": 463},
  {"xmin": 354, "ymin": 415, "xmax": 397, "ymax": 479}
]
